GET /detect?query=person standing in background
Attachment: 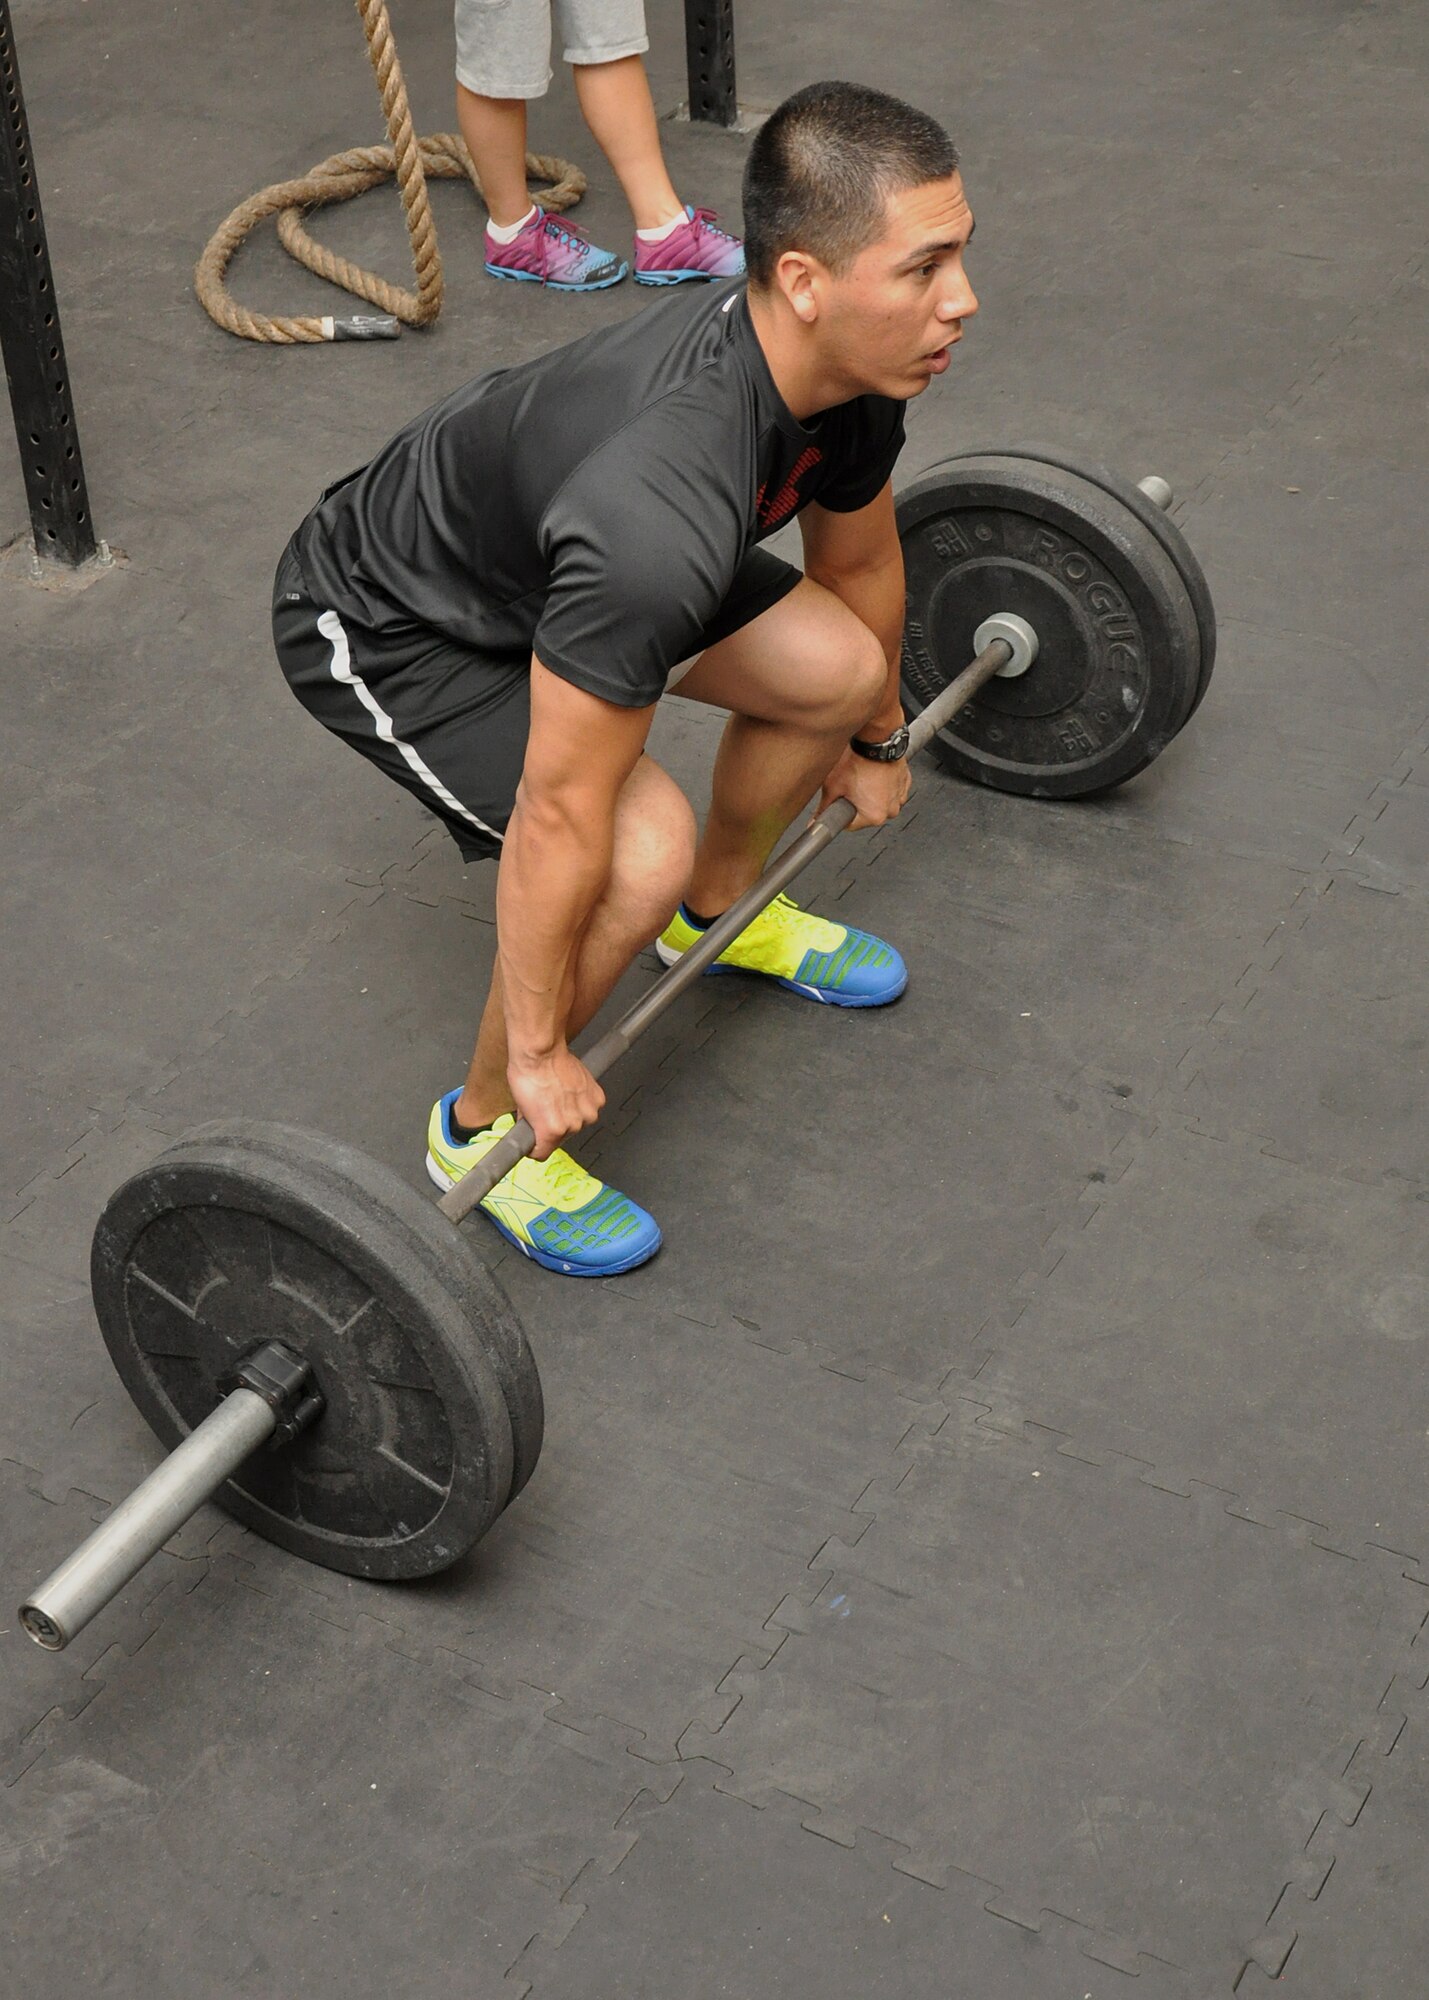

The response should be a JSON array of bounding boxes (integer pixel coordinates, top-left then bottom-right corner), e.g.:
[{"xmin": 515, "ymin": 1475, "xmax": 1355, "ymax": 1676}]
[{"xmin": 456, "ymin": 0, "xmax": 745, "ymax": 291}]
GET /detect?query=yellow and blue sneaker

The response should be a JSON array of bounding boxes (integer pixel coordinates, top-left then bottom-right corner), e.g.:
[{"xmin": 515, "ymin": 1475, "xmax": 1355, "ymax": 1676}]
[
  {"xmin": 656, "ymin": 894, "xmax": 907, "ymax": 1007},
  {"xmin": 426, "ymin": 1092, "xmax": 661, "ymax": 1278}
]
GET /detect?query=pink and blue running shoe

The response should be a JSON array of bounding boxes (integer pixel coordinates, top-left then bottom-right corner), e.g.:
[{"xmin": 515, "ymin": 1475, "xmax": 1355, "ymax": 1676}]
[
  {"xmin": 484, "ymin": 208, "xmax": 628, "ymax": 292},
  {"xmin": 634, "ymin": 206, "xmax": 746, "ymax": 285}
]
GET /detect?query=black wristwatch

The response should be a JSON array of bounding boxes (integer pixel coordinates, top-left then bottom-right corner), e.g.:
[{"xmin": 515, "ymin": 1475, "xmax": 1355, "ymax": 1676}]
[{"xmin": 849, "ymin": 719, "xmax": 911, "ymax": 763}]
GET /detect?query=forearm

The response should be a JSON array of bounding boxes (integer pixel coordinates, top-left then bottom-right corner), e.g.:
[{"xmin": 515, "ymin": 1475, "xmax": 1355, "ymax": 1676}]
[
  {"xmin": 495, "ymin": 786, "xmax": 613, "ymax": 1063},
  {"xmin": 806, "ymin": 553, "xmax": 907, "ymax": 735}
]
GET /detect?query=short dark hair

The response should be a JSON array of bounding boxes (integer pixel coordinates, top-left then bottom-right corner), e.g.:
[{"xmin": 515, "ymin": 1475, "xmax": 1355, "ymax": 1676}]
[{"xmin": 742, "ymin": 82, "xmax": 960, "ymax": 289}]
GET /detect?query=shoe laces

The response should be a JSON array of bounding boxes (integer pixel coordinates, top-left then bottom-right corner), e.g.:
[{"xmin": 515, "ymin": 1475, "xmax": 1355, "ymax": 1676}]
[
  {"xmin": 525, "ymin": 1145, "xmax": 596, "ymax": 1207},
  {"xmin": 689, "ymin": 207, "xmax": 737, "ymax": 242},
  {"xmin": 466, "ymin": 1110, "xmax": 597, "ymax": 1208},
  {"xmin": 760, "ymin": 893, "xmax": 805, "ymax": 931},
  {"xmin": 541, "ymin": 211, "xmax": 591, "ymax": 254},
  {"xmin": 751, "ymin": 893, "xmax": 842, "ymax": 950}
]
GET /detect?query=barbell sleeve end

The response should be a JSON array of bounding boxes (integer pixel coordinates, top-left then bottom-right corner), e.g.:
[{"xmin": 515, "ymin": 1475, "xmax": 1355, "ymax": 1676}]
[
  {"xmin": 1137, "ymin": 474, "xmax": 1174, "ymax": 511},
  {"xmin": 18, "ymin": 1386, "xmax": 280, "ymax": 1651}
]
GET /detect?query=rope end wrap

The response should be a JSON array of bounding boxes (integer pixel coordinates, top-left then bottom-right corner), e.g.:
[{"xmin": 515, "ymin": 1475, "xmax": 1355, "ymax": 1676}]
[{"xmin": 326, "ymin": 314, "xmax": 402, "ymax": 341}]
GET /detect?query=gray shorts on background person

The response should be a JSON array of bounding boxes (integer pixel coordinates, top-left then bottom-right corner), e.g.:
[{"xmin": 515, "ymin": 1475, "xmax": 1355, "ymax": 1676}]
[{"xmin": 455, "ymin": 0, "xmax": 649, "ymax": 99}]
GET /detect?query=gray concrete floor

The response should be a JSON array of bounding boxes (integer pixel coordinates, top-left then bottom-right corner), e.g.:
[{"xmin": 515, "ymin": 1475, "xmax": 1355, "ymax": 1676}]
[{"xmin": 2, "ymin": 1, "xmax": 1427, "ymax": 1993}]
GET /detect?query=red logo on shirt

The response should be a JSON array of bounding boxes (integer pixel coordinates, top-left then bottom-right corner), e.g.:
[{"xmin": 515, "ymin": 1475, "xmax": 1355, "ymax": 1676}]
[{"xmin": 756, "ymin": 445, "xmax": 824, "ymax": 531}]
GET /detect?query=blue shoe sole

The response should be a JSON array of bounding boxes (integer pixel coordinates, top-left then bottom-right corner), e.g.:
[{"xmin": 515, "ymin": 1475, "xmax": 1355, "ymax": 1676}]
[
  {"xmin": 633, "ymin": 268, "xmax": 735, "ymax": 285},
  {"xmin": 485, "ymin": 261, "xmax": 628, "ymax": 291},
  {"xmin": 488, "ymin": 1212, "xmax": 663, "ymax": 1277},
  {"xmin": 425, "ymin": 1151, "xmax": 661, "ymax": 1276},
  {"xmin": 704, "ymin": 962, "xmax": 908, "ymax": 1007}
]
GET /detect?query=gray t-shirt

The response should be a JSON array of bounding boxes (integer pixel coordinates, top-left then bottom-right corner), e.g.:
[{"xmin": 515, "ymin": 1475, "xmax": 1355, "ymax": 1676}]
[{"xmin": 295, "ymin": 281, "xmax": 906, "ymax": 708}]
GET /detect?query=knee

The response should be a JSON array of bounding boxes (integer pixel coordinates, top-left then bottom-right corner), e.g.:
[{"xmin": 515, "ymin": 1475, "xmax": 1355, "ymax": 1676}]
[
  {"xmin": 609, "ymin": 764, "xmax": 697, "ymax": 939},
  {"xmin": 787, "ymin": 612, "xmax": 889, "ymax": 734},
  {"xmin": 839, "ymin": 625, "xmax": 893, "ymax": 729}
]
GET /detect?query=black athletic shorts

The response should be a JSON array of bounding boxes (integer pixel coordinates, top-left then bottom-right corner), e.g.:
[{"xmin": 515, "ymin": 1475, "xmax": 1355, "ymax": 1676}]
[{"xmin": 271, "ymin": 538, "xmax": 803, "ymax": 862}]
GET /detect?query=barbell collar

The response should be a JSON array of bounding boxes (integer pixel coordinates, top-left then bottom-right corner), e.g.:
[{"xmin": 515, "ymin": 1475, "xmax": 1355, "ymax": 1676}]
[
  {"xmin": 219, "ymin": 1340, "xmax": 325, "ymax": 1447},
  {"xmin": 18, "ymin": 1387, "xmax": 278, "ymax": 1651},
  {"xmin": 437, "ymin": 634, "xmax": 1018, "ymax": 1225},
  {"xmin": 973, "ymin": 613, "xmax": 1038, "ymax": 679}
]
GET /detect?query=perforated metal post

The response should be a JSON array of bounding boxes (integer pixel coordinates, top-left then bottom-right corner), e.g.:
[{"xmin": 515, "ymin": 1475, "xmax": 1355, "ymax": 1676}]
[
  {"xmin": 683, "ymin": 0, "xmax": 737, "ymax": 128},
  {"xmin": 0, "ymin": 0, "xmax": 98, "ymax": 566}
]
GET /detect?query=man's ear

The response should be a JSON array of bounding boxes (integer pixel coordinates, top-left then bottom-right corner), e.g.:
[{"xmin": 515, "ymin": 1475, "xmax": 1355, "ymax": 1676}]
[{"xmin": 775, "ymin": 249, "xmax": 821, "ymax": 324}]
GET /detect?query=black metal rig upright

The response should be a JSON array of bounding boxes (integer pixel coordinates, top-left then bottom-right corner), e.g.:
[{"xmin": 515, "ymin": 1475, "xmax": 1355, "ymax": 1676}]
[
  {"xmin": 683, "ymin": 0, "xmax": 738, "ymax": 128},
  {"xmin": 0, "ymin": 0, "xmax": 98, "ymax": 567}
]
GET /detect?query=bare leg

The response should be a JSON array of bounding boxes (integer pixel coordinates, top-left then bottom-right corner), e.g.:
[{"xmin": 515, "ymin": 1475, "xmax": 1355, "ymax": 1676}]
[
  {"xmin": 456, "ymin": 756, "xmax": 695, "ymax": 1130},
  {"xmin": 571, "ymin": 55, "xmax": 683, "ymax": 231},
  {"xmin": 684, "ymin": 714, "xmax": 851, "ymax": 915},
  {"xmin": 456, "ymin": 85, "xmax": 536, "ymax": 228},
  {"xmin": 673, "ymin": 580, "xmax": 888, "ymax": 915}
]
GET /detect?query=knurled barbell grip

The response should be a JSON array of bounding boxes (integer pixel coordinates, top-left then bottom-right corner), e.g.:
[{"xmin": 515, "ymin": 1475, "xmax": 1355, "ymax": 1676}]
[{"xmin": 436, "ymin": 636, "xmax": 1014, "ymax": 1224}]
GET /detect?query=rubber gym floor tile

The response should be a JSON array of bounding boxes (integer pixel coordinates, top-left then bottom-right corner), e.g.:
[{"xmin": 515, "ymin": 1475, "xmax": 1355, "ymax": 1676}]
[
  {"xmin": 1084, "ymin": 621, "xmax": 1418, "ymax": 876},
  {"xmin": 692, "ymin": 1417, "xmax": 1420, "ymax": 1988},
  {"xmin": 0, "ymin": 1462, "xmax": 208, "ymax": 1788},
  {"xmin": 1249, "ymin": 1640, "xmax": 1429, "ymax": 2000},
  {"xmin": 125, "ymin": 886, "xmax": 555, "ymax": 1179},
  {"xmin": 583, "ymin": 997, "xmax": 1137, "ymax": 1391},
  {"xmin": 823, "ymin": 770, "xmax": 1311, "ymax": 1106},
  {"xmin": 532, "ymin": 1760, "xmax": 1200, "ymax": 2000},
  {"xmin": 0, "ymin": 1235, "xmax": 138, "ymax": 1504},
  {"xmin": 199, "ymin": 1280, "xmax": 921, "ymax": 1763},
  {"xmin": 1343, "ymin": 774, "xmax": 1429, "ymax": 897},
  {"xmin": 1, "ymin": 575, "xmax": 438, "ymax": 1208},
  {"xmin": 0, "ymin": 824, "xmax": 380, "ymax": 1200},
  {"xmin": 3, "ymin": 557, "xmax": 436, "ymax": 875},
  {"xmin": 985, "ymin": 63, "xmax": 1423, "ymax": 416},
  {"xmin": 970, "ymin": 1120, "xmax": 1429, "ymax": 1555},
  {"xmin": 2, "ymin": 572, "xmax": 202, "ymax": 779},
  {"xmin": 889, "ymin": 11, "xmax": 1425, "ymax": 493},
  {"xmin": 339, "ymin": 827, "xmax": 500, "ymax": 925},
  {"xmin": 1244, "ymin": 873, "xmax": 1429, "ymax": 1009},
  {"xmin": 1178, "ymin": 281, "xmax": 1427, "ymax": 667},
  {"xmin": 1, "ymin": 1569, "xmax": 650, "ymax": 1999},
  {"xmin": 1188, "ymin": 474, "xmax": 1425, "ymax": 706},
  {"xmin": 1180, "ymin": 876, "xmax": 1429, "ymax": 1189}
]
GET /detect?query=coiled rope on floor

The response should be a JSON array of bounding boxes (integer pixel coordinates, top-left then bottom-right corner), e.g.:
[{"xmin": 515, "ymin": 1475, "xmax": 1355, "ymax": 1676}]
[{"xmin": 195, "ymin": 0, "xmax": 586, "ymax": 344}]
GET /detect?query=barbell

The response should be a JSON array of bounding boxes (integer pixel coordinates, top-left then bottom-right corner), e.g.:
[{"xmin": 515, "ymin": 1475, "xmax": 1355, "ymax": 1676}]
[{"xmin": 18, "ymin": 448, "xmax": 1214, "ymax": 1650}]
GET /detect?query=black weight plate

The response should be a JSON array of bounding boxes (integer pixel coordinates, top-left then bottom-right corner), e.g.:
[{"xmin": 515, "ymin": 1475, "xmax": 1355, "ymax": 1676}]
[
  {"xmin": 897, "ymin": 456, "xmax": 1200, "ymax": 797},
  {"xmin": 157, "ymin": 1121, "xmax": 544, "ymax": 1505},
  {"xmin": 91, "ymin": 1126, "xmax": 517, "ymax": 1579},
  {"xmin": 943, "ymin": 441, "xmax": 1217, "ymax": 720}
]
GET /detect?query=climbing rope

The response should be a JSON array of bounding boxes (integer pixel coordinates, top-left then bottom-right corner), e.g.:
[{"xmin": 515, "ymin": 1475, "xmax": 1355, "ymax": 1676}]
[{"xmin": 194, "ymin": 0, "xmax": 586, "ymax": 344}]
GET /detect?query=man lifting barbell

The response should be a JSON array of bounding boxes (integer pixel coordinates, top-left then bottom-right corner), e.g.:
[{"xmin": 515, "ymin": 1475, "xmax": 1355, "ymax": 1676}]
[{"xmin": 272, "ymin": 79, "xmax": 975, "ymax": 1280}]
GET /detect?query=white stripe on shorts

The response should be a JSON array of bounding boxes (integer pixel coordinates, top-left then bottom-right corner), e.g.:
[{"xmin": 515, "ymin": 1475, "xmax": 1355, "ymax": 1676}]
[{"xmin": 316, "ymin": 608, "xmax": 504, "ymax": 844}]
